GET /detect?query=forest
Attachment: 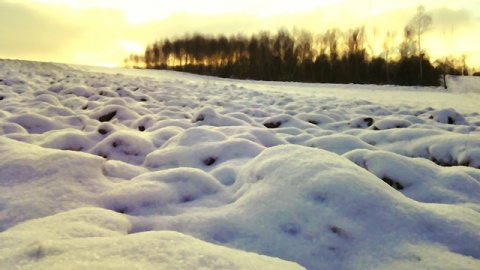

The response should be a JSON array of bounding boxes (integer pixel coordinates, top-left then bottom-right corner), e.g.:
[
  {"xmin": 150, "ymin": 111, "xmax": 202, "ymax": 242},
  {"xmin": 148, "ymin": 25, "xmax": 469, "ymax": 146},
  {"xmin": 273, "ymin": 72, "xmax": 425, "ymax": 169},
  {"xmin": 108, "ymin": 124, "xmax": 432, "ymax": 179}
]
[{"xmin": 124, "ymin": 7, "xmax": 470, "ymax": 87}]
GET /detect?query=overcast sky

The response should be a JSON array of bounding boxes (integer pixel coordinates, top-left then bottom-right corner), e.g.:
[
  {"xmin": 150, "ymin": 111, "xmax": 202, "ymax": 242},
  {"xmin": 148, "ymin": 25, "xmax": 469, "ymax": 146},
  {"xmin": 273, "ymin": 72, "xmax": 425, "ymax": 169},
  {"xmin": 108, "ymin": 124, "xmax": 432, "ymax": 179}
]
[{"xmin": 1, "ymin": 0, "xmax": 480, "ymax": 68}]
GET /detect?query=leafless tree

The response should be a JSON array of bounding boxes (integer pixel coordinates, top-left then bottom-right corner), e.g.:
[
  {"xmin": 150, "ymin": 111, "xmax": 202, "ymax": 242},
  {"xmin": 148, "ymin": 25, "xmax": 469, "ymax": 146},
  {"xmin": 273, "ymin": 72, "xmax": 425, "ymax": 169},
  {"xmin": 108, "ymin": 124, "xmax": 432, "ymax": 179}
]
[
  {"xmin": 399, "ymin": 27, "xmax": 416, "ymax": 58},
  {"xmin": 408, "ymin": 5, "xmax": 432, "ymax": 80},
  {"xmin": 382, "ymin": 31, "xmax": 397, "ymax": 80}
]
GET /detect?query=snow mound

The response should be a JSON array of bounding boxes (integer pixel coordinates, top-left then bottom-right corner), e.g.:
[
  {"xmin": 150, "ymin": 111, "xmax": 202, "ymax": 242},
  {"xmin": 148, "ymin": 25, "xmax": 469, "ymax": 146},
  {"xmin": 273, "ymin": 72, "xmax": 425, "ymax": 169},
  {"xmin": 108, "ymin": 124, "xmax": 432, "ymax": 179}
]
[
  {"xmin": 344, "ymin": 149, "xmax": 480, "ymax": 207},
  {"xmin": 144, "ymin": 132, "xmax": 265, "ymax": 171},
  {"xmin": 138, "ymin": 145, "xmax": 480, "ymax": 270},
  {"xmin": 0, "ymin": 208, "xmax": 303, "ymax": 270},
  {"xmin": 425, "ymin": 108, "xmax": 469, "ymax": 125},
  {"xmin": 302, "ymin": 134, "xmax": 376, "ymax": 154},
  {"xmin": 0, "ymin": 137, "xmax": 110, "ymax": 231},
  {"xmin": 89, "ymin": 130, "xmax": 156, "ymax": 165}
]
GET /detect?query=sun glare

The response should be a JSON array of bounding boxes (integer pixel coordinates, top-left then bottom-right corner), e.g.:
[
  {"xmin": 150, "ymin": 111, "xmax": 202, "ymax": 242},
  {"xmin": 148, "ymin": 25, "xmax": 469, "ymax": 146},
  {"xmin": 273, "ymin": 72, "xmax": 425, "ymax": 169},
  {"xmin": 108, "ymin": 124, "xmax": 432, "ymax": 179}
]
[
  {"xmin": 371, "ymin": 8, "xmax": 383, "ymax": 15},
  {"xmin": 119, "ymin": 40, "xmax": 144, "ymax": 54}
]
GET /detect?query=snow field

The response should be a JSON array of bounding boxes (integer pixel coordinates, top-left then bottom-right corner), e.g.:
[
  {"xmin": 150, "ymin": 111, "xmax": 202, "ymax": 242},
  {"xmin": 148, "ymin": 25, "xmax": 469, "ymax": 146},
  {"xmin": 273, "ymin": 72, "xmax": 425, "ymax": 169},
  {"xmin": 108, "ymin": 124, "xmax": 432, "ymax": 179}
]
[{"xmin": 0, "ymin": 59, "xmax": 479, "ymax": 269}]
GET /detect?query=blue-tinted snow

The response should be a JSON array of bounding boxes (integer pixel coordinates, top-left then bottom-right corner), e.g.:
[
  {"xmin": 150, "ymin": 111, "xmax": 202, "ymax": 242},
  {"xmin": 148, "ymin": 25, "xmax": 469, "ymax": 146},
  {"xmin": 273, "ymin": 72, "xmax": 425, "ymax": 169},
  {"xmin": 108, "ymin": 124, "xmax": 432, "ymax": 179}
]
[{"xmin": 0, "ymin": 59, "xmax": 479, "ymax": 269}]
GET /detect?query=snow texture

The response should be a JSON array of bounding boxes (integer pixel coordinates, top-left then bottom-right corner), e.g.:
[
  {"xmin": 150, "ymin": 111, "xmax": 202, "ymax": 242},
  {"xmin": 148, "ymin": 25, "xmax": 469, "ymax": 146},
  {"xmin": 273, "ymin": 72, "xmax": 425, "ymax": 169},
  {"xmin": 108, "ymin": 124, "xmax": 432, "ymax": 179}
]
[{"xmin": 1, "ymin": 59, "xmax": 480, "ymax": 269}]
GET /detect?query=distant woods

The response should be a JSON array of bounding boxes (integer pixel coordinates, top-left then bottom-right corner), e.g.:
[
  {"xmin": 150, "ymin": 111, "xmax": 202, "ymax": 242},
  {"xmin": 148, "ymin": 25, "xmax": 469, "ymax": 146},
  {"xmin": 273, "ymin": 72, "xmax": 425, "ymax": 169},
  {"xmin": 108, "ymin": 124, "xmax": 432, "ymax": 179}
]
[{"xmin": 125, "ymin": 8, "xmax": 471, "ymax": 86}]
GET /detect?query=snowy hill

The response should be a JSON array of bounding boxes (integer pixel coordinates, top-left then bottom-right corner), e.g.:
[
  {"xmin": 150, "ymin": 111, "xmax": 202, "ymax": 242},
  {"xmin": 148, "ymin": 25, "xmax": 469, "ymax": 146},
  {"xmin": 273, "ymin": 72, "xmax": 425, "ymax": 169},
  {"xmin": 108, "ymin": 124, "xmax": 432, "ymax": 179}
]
[{"xmin": 0, "ymin": 59, "xmax": 479, "ymax": 269}]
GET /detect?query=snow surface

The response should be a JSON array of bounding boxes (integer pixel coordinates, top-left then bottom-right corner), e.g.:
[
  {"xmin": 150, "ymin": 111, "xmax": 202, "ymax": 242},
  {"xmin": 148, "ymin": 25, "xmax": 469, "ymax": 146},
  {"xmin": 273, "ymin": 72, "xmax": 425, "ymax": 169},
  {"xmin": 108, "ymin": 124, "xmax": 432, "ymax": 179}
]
[{"xmin": 1, "ymin": 59, "xmax": 479, "ymax": 269}]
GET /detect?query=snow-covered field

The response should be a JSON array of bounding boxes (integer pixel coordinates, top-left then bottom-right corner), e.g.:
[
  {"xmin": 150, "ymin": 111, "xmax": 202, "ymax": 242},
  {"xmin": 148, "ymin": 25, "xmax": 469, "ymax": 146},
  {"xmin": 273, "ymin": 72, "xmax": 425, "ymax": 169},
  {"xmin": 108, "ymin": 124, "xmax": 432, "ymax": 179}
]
[{"xmin": 1, "ymin": 59, "xmax": 479, "ymax": 269}]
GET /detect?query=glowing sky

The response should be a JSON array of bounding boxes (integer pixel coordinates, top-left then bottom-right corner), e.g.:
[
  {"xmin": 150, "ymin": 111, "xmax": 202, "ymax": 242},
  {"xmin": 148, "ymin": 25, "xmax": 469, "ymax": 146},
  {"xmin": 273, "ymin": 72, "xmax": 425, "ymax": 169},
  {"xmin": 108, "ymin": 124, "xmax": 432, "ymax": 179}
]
[{"xmin": 1, "ymin": 0, "xmax": 480, "ymax": 69}]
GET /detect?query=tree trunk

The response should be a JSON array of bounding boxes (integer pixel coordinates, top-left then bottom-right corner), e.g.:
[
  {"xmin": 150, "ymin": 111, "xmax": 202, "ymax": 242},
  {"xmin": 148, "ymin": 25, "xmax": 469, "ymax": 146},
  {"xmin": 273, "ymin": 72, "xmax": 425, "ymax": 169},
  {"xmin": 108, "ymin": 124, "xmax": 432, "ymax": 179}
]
[{"xmin": 418, "ymin": 34, "xmax": 423, "ymax": 81}]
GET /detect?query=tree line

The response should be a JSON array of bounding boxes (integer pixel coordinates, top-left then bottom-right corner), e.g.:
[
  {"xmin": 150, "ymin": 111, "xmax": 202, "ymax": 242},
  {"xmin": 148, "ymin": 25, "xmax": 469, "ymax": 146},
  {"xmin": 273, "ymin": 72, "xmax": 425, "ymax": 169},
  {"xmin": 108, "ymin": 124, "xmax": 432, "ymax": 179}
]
[{"xmin": 125, "ymin": 7, "xmax": 470, "ymax": 87}]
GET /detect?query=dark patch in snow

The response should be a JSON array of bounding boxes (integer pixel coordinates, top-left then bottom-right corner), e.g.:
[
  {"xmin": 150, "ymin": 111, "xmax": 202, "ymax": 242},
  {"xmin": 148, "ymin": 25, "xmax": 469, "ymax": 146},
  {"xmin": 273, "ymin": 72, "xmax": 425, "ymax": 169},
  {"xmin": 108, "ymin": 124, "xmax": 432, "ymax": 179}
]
[
  {"xmin": 382, "ymin": 177, "xmax": 405, "ymax": 190},
  {"xmin": 99, "ymin": 111, "xmax": 117, "ymax": 122},
  {"xmin": 330, "ymin": 226, "xmax": 349, "ymax": 238},
  {"xmin": 448, "ymin": 117, "xmax": 454, "ymax": 125},
  {"xmin": 411, "ymin": 255, "xmax": 422, "ymax": 261},
  {"xmin": 98, "ymin": 128, "xmax": 108, "ymax": 135},
  {"xmin": 62, "ymin": 146, "xmax": 83, "ymax": 152},
  {"xmin": 312, "ymin": 192, "xmax": 327, "ymax": 203},
  {"xmin": 27, "ymin": 244, "xmax": 46, "ymax": 259},
  {"xmin": 180, "ymin": 194, "xmax": 195, "ymax": 203},
  {"xmin": 113, "ymin": 207, "xmax": 127, "ymax": 214},
  {"xmin": 195, "ymin": 114, "xmax": 205, "ymax": 122},
  {"xmin": 364, "ymin": 117, "xmax": 374, "ymax": 126},
  {"xmin": 349, "ymin": 117, "xmax": 375, "ymax": 128},
  {"xmin": 203, "ymin": 157, "xmax": 217, "ymax": 166},
  {"xmin": 430, "ymin": 156, "xmax": 453, "ymax": 167},
  {"xmin": 373, "ymin": 124, "xmax": 408, "ymax": 130},
  {"xmin": 429, "ymin": 157, "xmax": 478, "ymax": 169},
  {"xmin": 308, "ymin": 120, "xmax": 319, "ymax": 125},
  {"xmin": 138, "ymin": 126, "xmax": 145, "ymax": 132},
  {"xmin": 328, "ymin": 246, "xmax": 339, "ymax": 252},
  {"xmin": 280, "ymin": 222, "xmax": 302, "ymax": 236},
  {"xmin": 0, "ymin": 96, "xmax": 4, "ymax": 101},
  {"xmin": 264, "ymin": 122, "xmax": 282, "ymax": 128}
]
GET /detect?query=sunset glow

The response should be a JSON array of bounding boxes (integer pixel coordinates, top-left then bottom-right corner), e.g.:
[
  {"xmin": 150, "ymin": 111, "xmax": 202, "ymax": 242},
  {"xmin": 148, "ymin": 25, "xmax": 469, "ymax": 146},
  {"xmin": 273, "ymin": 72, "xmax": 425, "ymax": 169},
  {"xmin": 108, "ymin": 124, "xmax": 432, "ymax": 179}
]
[{"xmin": 1, "ymin": 0, "xmax": 479, "ymax": 69}]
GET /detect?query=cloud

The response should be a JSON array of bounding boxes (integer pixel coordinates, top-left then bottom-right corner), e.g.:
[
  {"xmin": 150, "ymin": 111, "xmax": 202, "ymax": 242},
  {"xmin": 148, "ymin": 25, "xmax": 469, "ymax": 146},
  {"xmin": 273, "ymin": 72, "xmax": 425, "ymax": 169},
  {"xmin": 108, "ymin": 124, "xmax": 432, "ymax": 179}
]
[
  {"xmin": 0, "ymin": 1, "xmax": 136, "ymax": 65},
  {"xmin": 430, "ymin": 8, "xmax": 474, "ymax": 29},
  {"xmin": 0, "ymin": 2, "xmax": 84, "ymax": 57}
]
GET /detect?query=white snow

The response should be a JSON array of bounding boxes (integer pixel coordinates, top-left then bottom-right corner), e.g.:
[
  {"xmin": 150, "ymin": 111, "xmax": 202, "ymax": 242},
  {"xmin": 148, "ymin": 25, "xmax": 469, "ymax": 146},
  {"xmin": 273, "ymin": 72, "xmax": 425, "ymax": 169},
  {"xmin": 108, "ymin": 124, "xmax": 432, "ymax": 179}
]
[{"xmin": 0, "ymin": 59, "xmax": 479, "ymax": 269}]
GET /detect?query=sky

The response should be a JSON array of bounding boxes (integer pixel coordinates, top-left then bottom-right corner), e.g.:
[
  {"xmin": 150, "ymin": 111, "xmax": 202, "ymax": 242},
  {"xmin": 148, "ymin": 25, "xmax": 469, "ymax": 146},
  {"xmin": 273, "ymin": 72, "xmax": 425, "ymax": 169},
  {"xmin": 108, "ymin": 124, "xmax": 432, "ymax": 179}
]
[{"xmin": 1, "ymin": 0, "xmax": 480, "ymax": 69}]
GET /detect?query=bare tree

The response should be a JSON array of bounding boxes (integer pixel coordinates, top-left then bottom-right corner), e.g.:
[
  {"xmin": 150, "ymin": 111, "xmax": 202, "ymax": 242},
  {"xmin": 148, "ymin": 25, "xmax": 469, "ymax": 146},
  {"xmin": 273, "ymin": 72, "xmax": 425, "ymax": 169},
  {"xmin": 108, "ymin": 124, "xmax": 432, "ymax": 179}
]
[
  {"xmin": 382, "ymin": 31, "xmax": 397, "ymax": 81},
  {"xmin": 408, "ymin": 5, "xmax": 432, "ymax": 80},
  {"xmin": 365, "ymin": 27, "xmax": 378, "ymax": 59},
  {"xmin": 439, "ymin": 28, "xmax": 454, "ymax": 89},
  {"xmin": 461, "ymin": 54, "xmax": 469, "ymax": 75},
  {"xmin": 324, "ymin": 29, "xmax": 338, "ymax": 61},
  {"xmin": 399, "ymin": 27, "xmax": 416, "ymax": 58}
]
